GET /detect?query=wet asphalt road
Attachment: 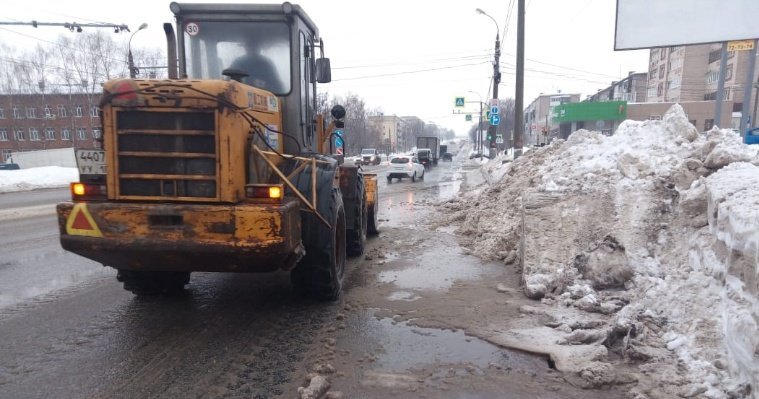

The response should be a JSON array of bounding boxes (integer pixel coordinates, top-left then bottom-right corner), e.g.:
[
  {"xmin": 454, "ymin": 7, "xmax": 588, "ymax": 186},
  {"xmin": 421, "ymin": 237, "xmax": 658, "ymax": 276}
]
[
  {"xmin": 0, "ymin": 161, "xmax": 456, "ymax": 398},
  {"xmin": 0, "ymin": 157, "xmax": 604, "ymax": 398}
]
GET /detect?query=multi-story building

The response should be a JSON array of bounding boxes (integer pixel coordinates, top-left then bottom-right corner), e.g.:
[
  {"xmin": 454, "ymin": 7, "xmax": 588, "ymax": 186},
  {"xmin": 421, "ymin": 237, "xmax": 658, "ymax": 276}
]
[
  {"xmin": 646, "ymin": 45, "xmax": 711, "ymax": 103},
  {"xmin": 400, "ymin": 116, "xmax": 425, "ymax": 149},
  {"xmin": 0, "ymin": 93, "xmax": 101, "ymax": 163},
  {"xmin": 646, "ymin": 44, "xmax": 758, "ymax": 119},
  {"xmin": 589, "ymin": 72, "xmax": 648, "ymax": 103},
  {"xmin": 523, "ymin": 93, "xmax": 580, "ymax": 145},
  {"xmin": 368, "ymin": 114, "xmax": 408, "ymax": 154}
]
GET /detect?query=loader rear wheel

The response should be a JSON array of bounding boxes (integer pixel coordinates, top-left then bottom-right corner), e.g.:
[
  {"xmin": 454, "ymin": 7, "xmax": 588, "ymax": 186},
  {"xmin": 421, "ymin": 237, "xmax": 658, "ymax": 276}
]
[
  {"xmin": 346, "ymin": 175, "xmax": 367, "ymax": 257},
  {"xmin": 116, "ymin": 270, "xmax": 190, "ymax": 296},
  {"xmin": 291, "ymin": 188, "xmax": 346, "ymax": 301}
]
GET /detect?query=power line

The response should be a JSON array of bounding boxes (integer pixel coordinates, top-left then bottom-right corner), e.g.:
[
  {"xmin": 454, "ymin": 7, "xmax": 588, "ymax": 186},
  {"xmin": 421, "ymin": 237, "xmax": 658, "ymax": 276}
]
[
  {"xmin": 333, "ymin": 53, "xmax": 492, "ymax": 70},
  {"xmin": 0, "ymin": 26, "xmax": 129, "ymax": 66},
  {"xmin": 333, "ymin": 61, "xmax": 491, "ymax": 81}
]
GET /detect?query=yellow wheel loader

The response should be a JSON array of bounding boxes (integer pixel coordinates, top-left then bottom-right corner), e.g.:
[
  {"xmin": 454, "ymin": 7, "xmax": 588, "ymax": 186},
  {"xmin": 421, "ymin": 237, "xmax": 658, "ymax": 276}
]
[{"xmin": 56, "ymin": 2, "xmax": 379, "ymax": 300}]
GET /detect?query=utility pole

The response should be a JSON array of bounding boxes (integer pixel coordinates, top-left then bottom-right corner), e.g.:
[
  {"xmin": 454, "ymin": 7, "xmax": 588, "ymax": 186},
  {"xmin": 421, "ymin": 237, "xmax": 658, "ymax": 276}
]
[
  {"xmin": 753, "ymin": 80, "xmax": 759, "ymax": 129},
  {"xmin": 513, "ymin": 0, "xmax": 525, "ymax": 159},
  {"xmin": 476, "ymin": 8, "xmax": 501, "ymax": 158},
  {"xmin": 739, "ymin": 40, "xmax": 757, "ymax": 138},
  {"xmin": 488, "ymin": 34, "xmax": 501, "ymax": 158},
  {"xmin": 714, "ymin": 42, "xmax": 728, "ymax": 127}
]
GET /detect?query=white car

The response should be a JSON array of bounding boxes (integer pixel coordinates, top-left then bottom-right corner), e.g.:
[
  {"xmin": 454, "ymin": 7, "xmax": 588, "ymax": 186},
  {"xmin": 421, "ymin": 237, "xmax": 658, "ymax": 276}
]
[
  {"xmin": 361, "ymin": 148, "xmax": 381, "ymax": 165},
  {"xmin": 386, "ymin": 156, "xmax": 425, "ymax": 183}
]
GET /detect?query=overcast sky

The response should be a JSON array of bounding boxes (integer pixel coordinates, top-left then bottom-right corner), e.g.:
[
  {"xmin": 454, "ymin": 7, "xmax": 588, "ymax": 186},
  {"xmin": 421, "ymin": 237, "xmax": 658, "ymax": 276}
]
[{"xmin": 1, "ymin": 0, "xmax": 648, "ymax": 136}]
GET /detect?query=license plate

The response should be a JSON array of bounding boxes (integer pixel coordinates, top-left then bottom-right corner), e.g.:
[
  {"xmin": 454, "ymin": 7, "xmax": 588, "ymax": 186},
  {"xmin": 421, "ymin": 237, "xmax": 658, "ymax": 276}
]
[{"xmin": 75, "ymin": 149, "xmax": 107, "ymax": 175}]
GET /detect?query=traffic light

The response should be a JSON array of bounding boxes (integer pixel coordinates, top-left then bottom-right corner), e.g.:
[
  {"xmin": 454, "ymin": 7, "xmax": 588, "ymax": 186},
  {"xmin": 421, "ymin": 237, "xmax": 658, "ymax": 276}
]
[{"xmin": 486, "ymin": 132, "xmax": 493, "ymax": 141}]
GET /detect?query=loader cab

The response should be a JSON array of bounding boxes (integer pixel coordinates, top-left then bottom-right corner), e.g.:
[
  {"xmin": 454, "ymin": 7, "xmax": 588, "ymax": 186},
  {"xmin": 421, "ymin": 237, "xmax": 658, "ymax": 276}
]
[{"xmin": 169, "ymin": 2, "xmax": 331, "ymax": 153}]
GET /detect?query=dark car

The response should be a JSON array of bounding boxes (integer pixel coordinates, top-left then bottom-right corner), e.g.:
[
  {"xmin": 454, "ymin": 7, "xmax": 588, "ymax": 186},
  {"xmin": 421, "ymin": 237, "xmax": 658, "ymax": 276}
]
[{"xmin": 0, "ymin": 163, "xmax": 20, "ymax": 170}]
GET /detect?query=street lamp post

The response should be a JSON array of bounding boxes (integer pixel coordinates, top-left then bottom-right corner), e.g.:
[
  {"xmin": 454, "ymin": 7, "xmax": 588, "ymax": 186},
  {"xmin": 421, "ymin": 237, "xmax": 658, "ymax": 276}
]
[
  {"xmin": 128, "ymin": 23, "xmax": 148, "ymax": 78},
  {"xmin": 476, "ymin": 8, "xmax": 501, "ymax": 158}
]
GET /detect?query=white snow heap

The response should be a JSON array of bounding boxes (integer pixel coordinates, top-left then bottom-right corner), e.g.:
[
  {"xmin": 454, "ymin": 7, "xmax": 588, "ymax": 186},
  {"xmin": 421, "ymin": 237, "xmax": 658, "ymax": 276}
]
[
  {"xmin": 0, "ymin": 166, "xmax": 78, "ymax": 193},
  {"xmin": 442, "ymin": 104, "xmax": 759, "ymax": 397}
]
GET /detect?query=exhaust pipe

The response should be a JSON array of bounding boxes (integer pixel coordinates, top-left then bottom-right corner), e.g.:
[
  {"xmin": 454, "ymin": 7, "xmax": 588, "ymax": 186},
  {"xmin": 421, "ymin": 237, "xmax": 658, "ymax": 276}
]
[{"xmin": 163, "ymin": 23, "xmax": 178, "ymax": 79}]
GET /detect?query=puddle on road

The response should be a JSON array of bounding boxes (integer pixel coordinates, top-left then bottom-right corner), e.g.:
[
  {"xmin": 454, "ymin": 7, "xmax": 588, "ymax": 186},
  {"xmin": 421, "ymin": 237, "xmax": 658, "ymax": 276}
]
[
  {"xmin": 386, "ymin": 291, "xmax": 421, "ymax": 301},
  {"xmin": 340, "ymin": 311, "xmax": 545, "ymax": 372},
  {"xmin": 377, "ymin": 242, "xmax": 492, "ymax": 291}
]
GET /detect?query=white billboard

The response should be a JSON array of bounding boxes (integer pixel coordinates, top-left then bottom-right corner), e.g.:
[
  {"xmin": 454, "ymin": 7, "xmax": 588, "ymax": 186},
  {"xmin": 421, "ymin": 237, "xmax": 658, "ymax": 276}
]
[{"xmin": 615, "ymin": 0, "xmax": 759, "ymax": 50}]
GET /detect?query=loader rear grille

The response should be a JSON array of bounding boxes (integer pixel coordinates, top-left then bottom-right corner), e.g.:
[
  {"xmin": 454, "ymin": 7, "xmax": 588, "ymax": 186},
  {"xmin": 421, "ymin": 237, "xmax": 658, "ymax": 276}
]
[{"xmin": 115, "ymin": 111, "xmax": 218, "ymax": 199}]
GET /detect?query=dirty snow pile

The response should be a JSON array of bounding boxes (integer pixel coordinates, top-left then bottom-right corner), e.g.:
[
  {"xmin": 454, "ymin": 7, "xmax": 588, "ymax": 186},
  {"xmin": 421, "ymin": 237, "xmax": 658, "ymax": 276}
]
[
  {"xmin": 0, "ymin": 166, "xmax": 78, "ymax": 193},
  {"xmin": 442, "ymin": 105, "xmax": 759, "ymax": 398}
]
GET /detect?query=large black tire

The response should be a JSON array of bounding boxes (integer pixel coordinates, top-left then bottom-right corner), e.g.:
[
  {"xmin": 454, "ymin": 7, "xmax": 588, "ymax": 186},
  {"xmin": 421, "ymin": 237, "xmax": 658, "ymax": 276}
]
[
  {"xmin": 420, "ymin": 170, "xmax": 425, "ymax": 180},
  {"xmin": 346, "ymin": 175, "xmax": 367, "ymax": 257},
  {"xmin": 411, "ymin": 172, "xmax": 416, "ymax": 182},
  {"xmin": 291, "ymin": 188, "xmax": 347, "ymax": 301},
  {"xmin": 116, "ymin": 270, "xmax": 190, "ymax": 296}
]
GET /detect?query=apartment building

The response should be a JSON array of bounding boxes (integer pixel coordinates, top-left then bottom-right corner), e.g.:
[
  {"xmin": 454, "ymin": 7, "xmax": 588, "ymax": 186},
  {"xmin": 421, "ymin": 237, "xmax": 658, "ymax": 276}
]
[
  {"xmin": 0, "ymin": 93, "xmax": 101, "ymax": 163},
  {"xmin": 647, "ymin": 44, "xmax": 711, "ymax": 103},
  {"xmin": 589, "ymin": 72, "xmax": 648, "ymax": 103},
  {"xmin": 646, "ymin": 44, "xmax": 758, "ymax": 118},
  {"xmin": 523, "ymin": 93, "xmax": 580, "ymax": 145},
  {"xmin": 368, "ymin": 114, "xmax": 409, "ymax": 154}
]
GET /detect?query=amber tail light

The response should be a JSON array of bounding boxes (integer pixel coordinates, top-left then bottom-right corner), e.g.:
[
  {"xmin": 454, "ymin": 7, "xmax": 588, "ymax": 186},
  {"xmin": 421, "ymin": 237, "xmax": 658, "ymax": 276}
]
[
  {"xmin": 245, "ymin": 184, "xmax": 283, "ymax": 203},
  {"xmin": 71, "ymin": 182, "xmax": 107, "ymax": 201}
]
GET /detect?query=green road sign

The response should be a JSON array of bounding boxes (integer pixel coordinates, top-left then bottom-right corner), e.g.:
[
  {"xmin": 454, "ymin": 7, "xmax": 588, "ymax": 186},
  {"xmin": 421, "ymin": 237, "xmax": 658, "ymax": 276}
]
[
  {"xmin": 465, "ymin": 114, "xmax": 472, "ymax": 121},
  {"xmin": 455, "ymin": 97, "xmax": 465, "ymax": 107}
]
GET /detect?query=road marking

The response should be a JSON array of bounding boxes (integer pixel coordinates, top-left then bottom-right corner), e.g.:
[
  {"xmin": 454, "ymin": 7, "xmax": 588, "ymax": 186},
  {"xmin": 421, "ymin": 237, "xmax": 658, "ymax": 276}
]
[{"xmin": 0, "ymin": 204, "xmax": 56, "ymax": 222}]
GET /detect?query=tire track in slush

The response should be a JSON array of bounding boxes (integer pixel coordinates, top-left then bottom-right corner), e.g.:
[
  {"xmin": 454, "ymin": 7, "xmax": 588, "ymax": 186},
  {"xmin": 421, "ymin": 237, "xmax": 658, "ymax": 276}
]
[{"xmin": 98, "ymin": 275, "xmax": 337, "ymax": 399}]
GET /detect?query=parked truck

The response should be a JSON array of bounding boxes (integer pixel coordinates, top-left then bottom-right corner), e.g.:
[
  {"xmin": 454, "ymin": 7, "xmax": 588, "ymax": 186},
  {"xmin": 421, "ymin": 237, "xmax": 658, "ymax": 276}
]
[
  {"xmin": 416, "ymin": 136, "xmax": 440, "ymax": 165},
  {"xmin": 56, "ymin": 2, "xmax": 379, "ymax": 301}
]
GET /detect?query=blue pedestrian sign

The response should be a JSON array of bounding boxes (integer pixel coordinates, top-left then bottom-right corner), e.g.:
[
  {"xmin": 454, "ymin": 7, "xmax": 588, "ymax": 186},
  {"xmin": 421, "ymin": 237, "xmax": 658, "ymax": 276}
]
[
  {"xmin": 489, "ymin": 114, "xmax": 501, "ymax": 126},
  {"xmin": 334, "ymin": 129, "xmax": 344, "ymax": 137},
  {"xmin": 455, "ymin": 97, "xmax": 465, "ymax": 107},
  {"xmin": 335, "ymin": 137, "xmax": 344, "ymax": 146},
  {"xmin": 334, "ymin": 129, "xmax": 344, "ymax": 147}
]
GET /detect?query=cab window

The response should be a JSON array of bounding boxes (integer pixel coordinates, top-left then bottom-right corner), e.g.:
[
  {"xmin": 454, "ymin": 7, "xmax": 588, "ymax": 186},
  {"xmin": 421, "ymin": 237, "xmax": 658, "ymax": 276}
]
[{"xmin": 183, "ymin": 21, "xmax": 291, "ymax": 95}]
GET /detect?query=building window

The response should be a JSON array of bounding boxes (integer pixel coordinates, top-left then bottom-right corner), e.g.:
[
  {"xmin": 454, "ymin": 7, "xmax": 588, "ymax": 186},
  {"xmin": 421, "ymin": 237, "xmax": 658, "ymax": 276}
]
[
  {"xmin": 30, "ymin": 128, "xmax": 40, "ymax": 141},
  {"xmin": 77, "ymin": 128, "xmax": 86, "ymax": 140},
  {"xmin": 90, "ymin": 106, "xmax": 100, "ymax": 118},
  {"xmin": 13, "ymin": 106, "xmax": 22, "ymax": 119},
  {"xmin": 15, "ymin": 129, "xmax": 25, "ymax": 141},
  {"xmin": 62, "ymin": 128, "xmax": 71, "ymax": 140},
  {"xmin": 0, "ymin": 129, "xmax": 7, "ymax": 141},
  {"xmin": 75, "ymin": 105, "xmax": 83, "ymax": 117},
  {"xmin": 704, "ymin": 119, "xmax": 715, "ymax": 131},
  {"xmin": 44, "ymin": 105, "xmax": 52, "ymax": 118},
  {"xmin": 45, "ymin": 128, "xmax": 55, "ymax": 140},
  {"xmin": 26, "ymin": 107, "xmax": 36, "ymax": 119},
  {"xmin": 725, "ymin": 64, "xmax": 733, "ymax": 81},
  {"xmin": 58, "ymin": 105, "xmax": 67, "ymax": 117},
  {"xmin": 649, "ymin": 69, "xmax": 656, "ymax": 79},
  {"xmin": 660, "ymin": 48, "xmax": 667, "ymax": 60},
  {"xmin": 658, "ymin": 65, "xmax": 665, "ymax": 79},
  {"xmin": 649, "ymin": 115, "xmax": 662, "ymax": 120},
  {"xmin": 0, "ymin": 108, "xmax": 4, "ymax": 119},
  {"xmin": 708, "ymin": 49, "xmax": 722, "ymax": 64},
  {"xmin": 92, "ymin": 128, "xmax": 102, "ymax": 139},
  {"xmin": 657, "ymin": 83, "xmax": 664, "ymax": 97}
]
